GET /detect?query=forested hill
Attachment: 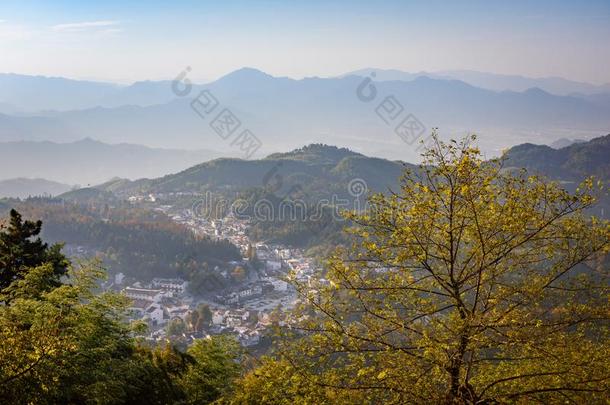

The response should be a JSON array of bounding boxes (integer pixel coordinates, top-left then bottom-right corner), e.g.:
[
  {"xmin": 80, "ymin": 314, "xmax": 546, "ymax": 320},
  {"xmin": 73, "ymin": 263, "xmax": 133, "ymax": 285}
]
[
  {"xmin": 504, "ymin": 134, "xmax": 610, "ymax": 181},
  {"xmin": 0, "ymin": 200, "xmax": 241, "ymax": 281},
  {"xmin": 96, "ymin": 137, "xmax": 610, "ymax": 200},
  {"xmin": 95, "ymin": 143, "xmax": 410, "ymax": 199}
]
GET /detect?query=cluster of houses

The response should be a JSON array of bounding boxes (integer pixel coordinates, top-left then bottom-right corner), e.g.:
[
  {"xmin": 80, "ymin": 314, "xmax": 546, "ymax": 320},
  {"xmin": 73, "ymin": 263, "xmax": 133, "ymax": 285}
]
[
  {"xmin": 116, "ymin": 203, "xmax": 320, "ymax": 348},
  {"xmin": 209, "ymin": 308, "xmax": 269, "ymax": 347},
  {"xmin": 122, "ymin": 278, "xmax": 191, "ymax": 327},
  {"xmin": 168, "ymin": 210, "xmax": 251, "ymax": 252},
  {"xmin": 209, "ymin": 215, "xmax": 251, "ymax": 253},
  {"xmin": 119, "ymin": 278, "xmax": 280, "ymax": 347}
]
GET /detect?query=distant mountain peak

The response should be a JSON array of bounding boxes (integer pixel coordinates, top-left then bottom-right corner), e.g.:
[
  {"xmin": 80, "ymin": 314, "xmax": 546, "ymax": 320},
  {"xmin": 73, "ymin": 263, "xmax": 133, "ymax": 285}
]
[
  {"xmin": 217, "ymin": 67, "xmax": 274, "ymax": 82},
  {"xmin": 75, "ymin": 137, "xmax": 103, "ymax": 145}
]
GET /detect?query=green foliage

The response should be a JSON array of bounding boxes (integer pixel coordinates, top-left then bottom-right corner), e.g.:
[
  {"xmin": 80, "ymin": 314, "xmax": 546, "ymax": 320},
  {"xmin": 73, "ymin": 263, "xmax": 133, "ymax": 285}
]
[
  {"xmin": 58, "ymin": 187, "xmax": 118, "ymax": 204},
  {"xmin": 181, "ymin": 337, "xmax": 242, "ymax": 404},
  {"xmin": 195, "ymin": 303, "xmax": 213, "ymax": 328},
  {"xmin": 236, "ymin": 135, "xmax": 610, "ymax": 403},
  {"xmin": 0, "ymin": 210, "xmax": 242, "ymax": 404},
  {"xmin": 120, "ymin": 344, "xmax": 192, "ymax": 404},
  {"xmin": 227, "ymin": 356, "xmax": 364, "ymax": 405},
  {"xmin": 167, "ymin": 318, "xmax": 187, "ymax": 337},
  {"xmin": 188, "ymin": 262, "xmax": 231, "ymax": 295},
  {"xmin": 0, "ymin": 261, "xmax": 137, "ymax": 403},
  {"xmin": 0, "ymin": 209, "xmax": 69, "ymax": 298}
]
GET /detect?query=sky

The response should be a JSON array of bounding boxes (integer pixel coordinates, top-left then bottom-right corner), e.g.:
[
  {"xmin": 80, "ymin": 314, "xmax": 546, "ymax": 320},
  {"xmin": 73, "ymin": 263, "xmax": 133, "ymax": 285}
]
[{"xmin": 1, "ymin": 0, "xmax": 609, "ymax": 84}]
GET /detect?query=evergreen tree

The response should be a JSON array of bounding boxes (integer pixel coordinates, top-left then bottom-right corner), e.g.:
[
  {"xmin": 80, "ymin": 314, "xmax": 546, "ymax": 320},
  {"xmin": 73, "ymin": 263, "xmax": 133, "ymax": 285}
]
[{"xmin": 0, "ymin": 209, "xmax": 68, "ymax": 297}]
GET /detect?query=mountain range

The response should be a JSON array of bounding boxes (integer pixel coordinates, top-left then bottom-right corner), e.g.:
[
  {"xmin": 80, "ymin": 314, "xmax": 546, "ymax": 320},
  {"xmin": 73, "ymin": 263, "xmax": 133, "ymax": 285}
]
[
  {"xmin": 1, "ymin": 68, "xmax": 609, "ymax": 163},
  {"xmin": 2, "ymin": 135, "xmax": 603, "ymax": 249},
  {"xmin": 0, "ymin": 135, "xmax": 605, "ymax": 249},
  {"xmin": 3, "ymin": 68, "xmax": 609, "ymax": 114},
  {"xmin": 344, "ymin": 69, "xmax": 610, "ymax": 96},
  {"xmin": 2, "ymin": 133, "xmax": 606, "ymax": 203},
  {"xmin": 0, "ymin": 73, "xmax": 176, "ymax": 112},
  {"xmin": 0, "ymin": 138, "xmax": 225, "ymax": 185}
]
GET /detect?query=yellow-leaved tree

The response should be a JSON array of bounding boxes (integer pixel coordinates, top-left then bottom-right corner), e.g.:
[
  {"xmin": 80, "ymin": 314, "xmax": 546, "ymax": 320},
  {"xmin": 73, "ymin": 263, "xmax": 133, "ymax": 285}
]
[{"xmin": 230, "ymin": 135, "xmax": 610, "ymax": 404}]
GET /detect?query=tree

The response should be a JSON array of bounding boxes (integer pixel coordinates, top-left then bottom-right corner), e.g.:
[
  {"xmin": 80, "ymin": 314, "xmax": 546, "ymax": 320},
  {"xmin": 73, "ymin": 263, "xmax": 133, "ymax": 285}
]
[
  {"xmin": 188, "ymin": 305, "xmax": 212, "ymax": 332},
  {"xmin": 0, "ymin": 210, "xmax": 243, "ymax": 404},
  {"xmin": 122, "ymin": 344, "xmax": 192, "ymax": 405},
  {"xmin": 0, "ymin": 260, "xmax": 242, "ymax": 404},
  {"xmin": 167, "ymin": 318, "xmax": 187, "ymax": 337},
  {"xmin": 189, "ymin": 310, "xmax": 201, "ymax": 331},
  {"xmin": 180, "ymin": 336, "xmax": 242, "ymax": 404},
  {"xmin": 228, "ymin": 357, "xmax": 342, "ymax": 405},
  {"xmin": 0, "ymin": 209, "xmax": 68, "ymax": 297},
  {"xmin": 0, "ymin": 261, "xmax": 138, "ymax": 403},
  {"xmin": 197, "ymin": 303, "xmax": 213, "ymax": 327},
  {"xmin": 247, "ymin": 135, "xmax": 610, "ymax": 403},
  {"xmin": 195, "ymin": 316, "xmax": 206, "ymax": 333}
]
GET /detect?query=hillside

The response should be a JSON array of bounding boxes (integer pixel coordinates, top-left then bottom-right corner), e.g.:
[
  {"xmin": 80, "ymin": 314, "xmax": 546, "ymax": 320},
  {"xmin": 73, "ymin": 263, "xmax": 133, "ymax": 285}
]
[
  {"xmin": 93, "ymin": 137, "xmax": 610, "ymax": 206},
  {"xmin": 58, "ymin": 187, "xmax": 118, "ymax": 204},
  {"xmin": 505, "ymin": 134, "xmax": 610, "ymax": 181},
  {"xmin": 266, "ymin": 144, "xmax": 364, "ymax": 164},
  {"xmin": 99, "ymin": 143, "xmax": 409, "ymax": 199},
  {"xmin": 0, "ymin": 178, "xmax": 72, "ymax": 198}
]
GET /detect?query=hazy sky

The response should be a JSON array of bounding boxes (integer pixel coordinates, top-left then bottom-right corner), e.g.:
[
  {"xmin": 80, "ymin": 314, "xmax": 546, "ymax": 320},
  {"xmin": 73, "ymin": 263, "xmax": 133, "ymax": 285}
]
[{"xmin": 1, "ymin": 0, "xmax": 609, "ymax": 84}]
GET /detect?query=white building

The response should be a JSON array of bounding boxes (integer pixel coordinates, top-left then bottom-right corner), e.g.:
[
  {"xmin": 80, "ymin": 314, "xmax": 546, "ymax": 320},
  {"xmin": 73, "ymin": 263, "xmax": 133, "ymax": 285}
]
[
  {"xmin": 167, "ymin": 305, "xmax": 190, "ymax": 320},
  {"xmin": 123, "ymin": 287, "xmax": 163, "ymax": 303},
  {"xmin": 151, "ymin": 278, "xmax": 188, "ymax": 294},
  {"xmin": 144, "ymin": 304, "xmax": 166, "ymax": 326}
]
